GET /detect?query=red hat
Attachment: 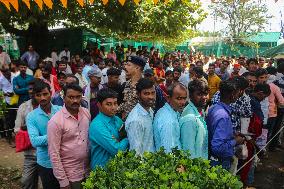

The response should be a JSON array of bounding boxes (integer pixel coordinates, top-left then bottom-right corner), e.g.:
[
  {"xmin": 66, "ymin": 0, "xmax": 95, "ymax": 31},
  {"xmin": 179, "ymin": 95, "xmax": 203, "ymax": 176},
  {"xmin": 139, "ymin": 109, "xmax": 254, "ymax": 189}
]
[{"xmin": 234, "ymin": 64, "xmax": 240, "ymax": 69}]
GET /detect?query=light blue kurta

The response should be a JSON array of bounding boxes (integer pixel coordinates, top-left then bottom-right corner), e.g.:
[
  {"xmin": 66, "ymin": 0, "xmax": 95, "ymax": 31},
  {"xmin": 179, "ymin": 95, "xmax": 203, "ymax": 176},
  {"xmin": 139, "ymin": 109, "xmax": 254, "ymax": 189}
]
[
  {"xmin": 153, "ymin": 103, "xmax": 181, "ymax": 153},
  {"xmin": 89, "ymin": 112, "xmax": 129, "ymax": 169},
  {"xmin": 26, "ymin": 104, "xmax": 62, "ymax": 168},
  {"xmin": 125, "ymin": 103, "xmax": 155, "ymax": 156},
  {"xmin": 180, "ymin": 101, "xmax": 208, "ymax": 159}
]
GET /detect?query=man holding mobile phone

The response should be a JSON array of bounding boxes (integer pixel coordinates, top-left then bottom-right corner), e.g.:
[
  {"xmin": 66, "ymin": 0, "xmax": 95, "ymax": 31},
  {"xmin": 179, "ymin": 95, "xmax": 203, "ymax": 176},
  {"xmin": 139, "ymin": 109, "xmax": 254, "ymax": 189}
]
[{"xmin": 89, "ymin": 88, "xmax": 129, "ymax": 169}]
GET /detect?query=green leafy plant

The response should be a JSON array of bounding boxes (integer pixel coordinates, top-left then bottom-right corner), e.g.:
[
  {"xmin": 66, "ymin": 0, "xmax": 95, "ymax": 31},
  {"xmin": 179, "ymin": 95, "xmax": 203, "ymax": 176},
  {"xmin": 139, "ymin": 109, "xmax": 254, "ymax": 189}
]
[
  {"xmin": 0, "ymin": 91, "xmax": 7, "ymax": 118},
  {"xmin": 83, "ymin": 148, "xmax": 243, "ymax": 189}
]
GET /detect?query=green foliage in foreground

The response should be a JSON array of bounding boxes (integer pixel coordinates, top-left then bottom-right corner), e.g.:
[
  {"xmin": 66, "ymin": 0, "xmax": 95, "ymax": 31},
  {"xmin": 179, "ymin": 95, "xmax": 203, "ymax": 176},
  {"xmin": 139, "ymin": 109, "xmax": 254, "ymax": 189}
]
[{"xmin": 83, "ymin": 149, "xmax": 243, "ymax": 189}]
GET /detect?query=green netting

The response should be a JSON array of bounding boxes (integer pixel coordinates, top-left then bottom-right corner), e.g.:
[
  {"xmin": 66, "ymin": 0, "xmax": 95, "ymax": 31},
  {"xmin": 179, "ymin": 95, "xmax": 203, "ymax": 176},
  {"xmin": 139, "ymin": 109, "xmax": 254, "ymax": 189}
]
[
  {"xmin": 0, "ymin": 36, "xmax": 20, "ymax": 60},
  {"xmin": 15, "ymin": 29, "xmax": 281, "ymax": 59},
  {"xmin": 261, "ymin": 43, "xmax": 284, "ymax": 58}
]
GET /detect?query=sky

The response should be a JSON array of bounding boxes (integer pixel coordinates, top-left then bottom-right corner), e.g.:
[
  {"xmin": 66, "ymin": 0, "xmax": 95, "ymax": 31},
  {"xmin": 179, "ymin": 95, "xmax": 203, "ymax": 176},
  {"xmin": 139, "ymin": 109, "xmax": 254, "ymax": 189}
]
[{"xmin": 197, "ymin": 0, "xmax": 284, "ymax": 33}]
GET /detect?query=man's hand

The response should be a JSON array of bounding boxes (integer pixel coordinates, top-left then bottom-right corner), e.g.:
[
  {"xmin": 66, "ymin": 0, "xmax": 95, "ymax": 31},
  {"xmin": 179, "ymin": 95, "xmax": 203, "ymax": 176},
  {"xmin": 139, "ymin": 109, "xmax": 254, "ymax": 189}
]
[
  {"xmin": 112, "ymin": 135, "xmax": 119, "ymax": 142},
  {"xmin": 61, "ymin": 185, "xmax": 71, "ymax": 189},
  {"xmin": 121, "ymin": 112, "xmax": 127, "ymax": 120},
  {"xmin": 119, "ymin": 124, "xmax": 127, "ymax": 140},
  {"xmin": 235, "ymin": 135, "xmax": 245, "ymax": 145}
]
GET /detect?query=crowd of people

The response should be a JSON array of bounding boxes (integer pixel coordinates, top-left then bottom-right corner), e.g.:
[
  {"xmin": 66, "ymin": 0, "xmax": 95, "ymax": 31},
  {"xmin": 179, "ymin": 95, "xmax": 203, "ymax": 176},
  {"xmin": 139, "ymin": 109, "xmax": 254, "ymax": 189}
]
[{"xmin": 1, "ymin": 43, "xmax": 284, "ymax": 189}]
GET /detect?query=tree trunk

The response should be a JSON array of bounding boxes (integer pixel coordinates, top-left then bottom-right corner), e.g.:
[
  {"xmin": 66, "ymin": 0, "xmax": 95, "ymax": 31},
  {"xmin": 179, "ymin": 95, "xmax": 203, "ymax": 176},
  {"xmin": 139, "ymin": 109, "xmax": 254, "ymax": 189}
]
[{"xmin": 23, "ymin": 22, "xmax": 49, "ymax": 57}]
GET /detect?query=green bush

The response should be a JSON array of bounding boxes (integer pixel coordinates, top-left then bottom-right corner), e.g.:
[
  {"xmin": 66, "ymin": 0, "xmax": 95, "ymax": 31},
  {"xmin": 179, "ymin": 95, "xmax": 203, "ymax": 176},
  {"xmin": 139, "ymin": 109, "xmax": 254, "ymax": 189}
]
[{"xmin": 83, "ymin": 148, "xmax": 243, "ymax": 189}]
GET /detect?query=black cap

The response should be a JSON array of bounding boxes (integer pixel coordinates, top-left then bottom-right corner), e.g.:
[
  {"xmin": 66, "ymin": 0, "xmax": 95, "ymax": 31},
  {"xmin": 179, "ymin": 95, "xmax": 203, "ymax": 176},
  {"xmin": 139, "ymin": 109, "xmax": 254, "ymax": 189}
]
[
  {"xmin": 127, "ymin": 56, "xmax": 146, "ymax": 68},
  {"xmin": 144, "ymin": 69, "xmax": 154, "ymax": 76}
]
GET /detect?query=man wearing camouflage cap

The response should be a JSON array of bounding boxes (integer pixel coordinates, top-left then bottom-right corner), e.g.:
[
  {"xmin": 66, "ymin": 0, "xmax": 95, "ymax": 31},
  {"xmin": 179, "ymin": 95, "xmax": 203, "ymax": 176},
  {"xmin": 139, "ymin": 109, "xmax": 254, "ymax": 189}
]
[{"xmin": 118, "ymin": 56, "xmax": 146, "ymax": 120}]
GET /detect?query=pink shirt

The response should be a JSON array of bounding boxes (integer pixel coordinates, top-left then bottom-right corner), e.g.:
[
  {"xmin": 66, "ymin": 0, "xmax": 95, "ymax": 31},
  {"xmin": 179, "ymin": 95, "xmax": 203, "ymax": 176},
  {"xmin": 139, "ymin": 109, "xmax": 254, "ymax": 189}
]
[
  {"xmin": 48, "ymin": 106, "xmax": 91, "ymax": 187},
  {"xmin": 107, "ymin": 52, "xmax": 117, "ymax": 62},
  {"xmin": 268, "ymin": 83, "xmax": 284, "ymax": 118},
  {"xmin": 42, "ymin": 74, "xmax": 56, "ymax": 97}
]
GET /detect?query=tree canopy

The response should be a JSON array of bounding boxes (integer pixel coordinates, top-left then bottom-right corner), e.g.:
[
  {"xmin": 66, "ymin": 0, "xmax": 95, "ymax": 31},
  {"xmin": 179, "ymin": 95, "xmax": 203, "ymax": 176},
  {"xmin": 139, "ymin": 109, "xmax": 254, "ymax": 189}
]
[
  {"xmin": 209, "ymin": 0, "xmax": 271, "ymax": 44},
  {"xmin": 0, "ymin": 0, "xmax": 206, "ymax": 53}
]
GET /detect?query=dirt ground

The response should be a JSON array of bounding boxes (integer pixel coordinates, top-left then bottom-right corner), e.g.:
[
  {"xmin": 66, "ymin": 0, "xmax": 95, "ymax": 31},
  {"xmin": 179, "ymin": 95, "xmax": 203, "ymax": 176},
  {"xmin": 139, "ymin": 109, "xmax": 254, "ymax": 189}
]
[
  {"xmin": 0, "ymin": 138, "xmax": 22, "ymax": 189},
  {"xmin": 0, "ymin": 138, "xmax": 284, "ymax": 189}
]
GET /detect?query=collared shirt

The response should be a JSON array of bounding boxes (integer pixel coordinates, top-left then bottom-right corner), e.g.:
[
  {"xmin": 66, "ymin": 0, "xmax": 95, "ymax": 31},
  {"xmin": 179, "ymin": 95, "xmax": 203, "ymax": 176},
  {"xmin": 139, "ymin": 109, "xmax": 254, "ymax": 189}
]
[
  {"xmin": 180, "ymin": 101, "xmax": 208, "ymax": 159},
  {"xmin": 206, "ymin": 102, "xmax": 236, "ymax": 161},
  {"xmin": 89, "ymin": 112, "xmax": 129, "ymax": 169},
  {"xmin": 125, "ymin": 103, "xmax": 155, "ymax": 156},
  {"xmin": 59, "ymin": 50, "xmax": 71, "ymax": 62},
  {"xmin": 26, "ymin": 104, "xmax": 62, "ymax": 168},
  {"xmin": 14, "ymin": 99, "xmax": 34, "ymax": 133},
  {"xmin": 0, "ymin": 73, "xmax": 13, "ymax": 104},
  {"xmin": 212, "ymin": 91, "xmax": 252, "ymax": 132},
  {"xmin": 75, "ymin": 73, "xmax": 88, "ymax": 88},
  {"xmin": 208, "ymin": 74, "xmax": 221, "ymax": 99},
  {"xmin": 14, "ymin": 99, "xmax": 37, "ymax": 156},
  {"xmin": 13, "ymin": 74, "xmax": 34, "ymax": 105},
  {"xmin": 153, "ymin": 103, "xmax": 181, "ymax": 153},
  {"xmin": 21, "ymin": 51, "xmax": 39, "ymax": 70},
  {"xmin": 48, "ymin": 106, "xmax": 91, "ymax": 187},
  {"xmin": 118, "ymin": 80, "xmax": 139, "ymax": 118},
  {"xmin": 51, "ymin": 91, "xmax": 88, "ymax": 108}
]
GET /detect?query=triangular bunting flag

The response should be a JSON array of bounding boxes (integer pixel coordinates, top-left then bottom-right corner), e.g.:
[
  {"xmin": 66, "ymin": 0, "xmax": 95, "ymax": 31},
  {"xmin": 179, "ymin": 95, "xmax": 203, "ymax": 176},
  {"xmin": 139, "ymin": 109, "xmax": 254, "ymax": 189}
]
[
  {"xmin": 0, "ymin": 0, "xmax": 11, "ymax": 10},
  {"xmin": 102, "ymin": 0, "xmax": 108, "ymax": 5},
  {"xmin": 34, "ymin": 0, "xmax": 43, "ymax": 10},
  {"xmin": 77, "ymin": 0, "xmax": 84, "ymax": 6},
  {"xmin": 118, "ymin": 0, "xmax": 126, "ymax": 6},
  {"xmin": 43, "ymin": 0, "xmax": 53, "ymax": 9},
  {"xmin": 9, "ymin": 0, "xmax": 19, "ymax": 11},
  {"xmin": 153, "ymin": 0, "xmax": 159, "ymax": 4},
  {"xmin": 60, "ymin": 0, "xmax": 67, "ymax": 7},
  {"xmin": 22, "ymin": 0, "xmax": 30, "ymax": 8},
  {"xmin": 89, "ymin": 0, "xmax": 94, "ymax": 4},
  {"xmin": 133, "ymin": 0, "xmax": 140, "ymax": 5}
]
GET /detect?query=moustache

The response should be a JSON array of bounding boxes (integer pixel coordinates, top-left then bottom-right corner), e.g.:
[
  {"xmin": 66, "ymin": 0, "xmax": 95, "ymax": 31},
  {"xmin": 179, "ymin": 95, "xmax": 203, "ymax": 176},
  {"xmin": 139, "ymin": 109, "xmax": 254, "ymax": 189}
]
[
  {"xmin": 71, "ymin": 103, "xmax": 80, "ymax": 107},
  {"xmin": 40, "ymin": 100, "xmax": 47, "ymax": 104}
]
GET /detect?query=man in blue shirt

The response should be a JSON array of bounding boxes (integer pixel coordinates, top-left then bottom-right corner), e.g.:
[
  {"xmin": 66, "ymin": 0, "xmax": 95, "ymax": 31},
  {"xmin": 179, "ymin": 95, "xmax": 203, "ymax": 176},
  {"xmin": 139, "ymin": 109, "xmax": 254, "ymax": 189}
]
[
  {"xmin": 153, "ymin": 83, "xmax": 187, "ymax": 153},
  {"xmin": 125, "ymin": 78, "xmax": 156, "ymax": 156},
  {"xmin": 89, "ymin": 88, "xmax": 128, "ymax": 169},
  {"xmin": 180, "ymin": 79, "xmax": 209, "ymax": 159},
  {"xmin": 20, "ymin": 45, "xmax": 39, "ymax": 71},
  {"xmin": 26, "ymin": 80, "xmax": 61, "ymax": 189},
  {"xmin": 13, "ymin": 61, "xmax": 34, "ymax": 106},
  {"xmin": 82, "ymin": 56, "xmax": 98, "ymax": 82},
  {"xmin": 206, "ymin": 80, "xmax": 245, "ymax": 170}
]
